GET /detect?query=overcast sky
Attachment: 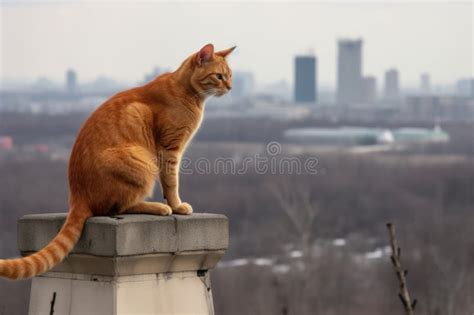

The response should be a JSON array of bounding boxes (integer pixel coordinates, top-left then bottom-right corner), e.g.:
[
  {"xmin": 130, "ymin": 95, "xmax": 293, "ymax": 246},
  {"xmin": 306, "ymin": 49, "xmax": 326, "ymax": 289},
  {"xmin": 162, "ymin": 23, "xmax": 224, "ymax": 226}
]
[{"xmin": 1, "ymin": 1, "xmax": 472, "ymax": 87}]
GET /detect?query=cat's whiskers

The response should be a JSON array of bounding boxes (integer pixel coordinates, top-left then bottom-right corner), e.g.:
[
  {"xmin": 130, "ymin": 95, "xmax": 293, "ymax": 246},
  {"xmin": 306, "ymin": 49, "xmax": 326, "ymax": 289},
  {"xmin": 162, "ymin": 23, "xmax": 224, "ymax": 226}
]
[{"xmin": 222, "ymin": 90, "xmax": 233, "ymax": 102}]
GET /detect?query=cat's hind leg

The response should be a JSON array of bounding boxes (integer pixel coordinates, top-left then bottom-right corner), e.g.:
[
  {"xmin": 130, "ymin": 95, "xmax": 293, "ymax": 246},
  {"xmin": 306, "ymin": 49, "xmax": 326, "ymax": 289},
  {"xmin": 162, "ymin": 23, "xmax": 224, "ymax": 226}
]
[
  {"xmin": 100, "ymin": 145, "xmax": 158, "ymax": 198},
  {"xmin": 98, "ymin": 146, "xmax": 163, "ymax": 214},
  {"xmin": 121, "ymin": 201, "xmax": 172, "ymax": 216}
]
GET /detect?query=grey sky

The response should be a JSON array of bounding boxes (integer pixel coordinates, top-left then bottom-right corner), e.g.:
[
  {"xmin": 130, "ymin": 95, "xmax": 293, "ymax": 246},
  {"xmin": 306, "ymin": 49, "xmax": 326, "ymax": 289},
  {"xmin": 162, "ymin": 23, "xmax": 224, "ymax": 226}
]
[{"xmin": 1, "ymin": 1, "xmax": 472, "ymax": 87}]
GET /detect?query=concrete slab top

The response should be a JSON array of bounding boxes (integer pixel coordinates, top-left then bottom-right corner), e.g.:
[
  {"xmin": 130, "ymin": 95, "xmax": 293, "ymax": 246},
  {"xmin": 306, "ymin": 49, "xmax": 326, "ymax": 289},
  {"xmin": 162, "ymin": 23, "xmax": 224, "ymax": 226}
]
[{"xmin": 18, "ymin": 213, "xmax": 229, "ymax": 257}]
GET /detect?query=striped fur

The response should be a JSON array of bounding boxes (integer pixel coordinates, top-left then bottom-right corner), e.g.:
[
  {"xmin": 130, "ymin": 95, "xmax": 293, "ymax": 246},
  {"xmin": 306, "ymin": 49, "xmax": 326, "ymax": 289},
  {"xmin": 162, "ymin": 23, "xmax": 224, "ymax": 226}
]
[
  {"xmin": 0, "ymin": 44, "xmax": 235, "ymax": 280},
  {"xmin": 0, "ymin": 204, "xmax": 92, "ymax": 280}
]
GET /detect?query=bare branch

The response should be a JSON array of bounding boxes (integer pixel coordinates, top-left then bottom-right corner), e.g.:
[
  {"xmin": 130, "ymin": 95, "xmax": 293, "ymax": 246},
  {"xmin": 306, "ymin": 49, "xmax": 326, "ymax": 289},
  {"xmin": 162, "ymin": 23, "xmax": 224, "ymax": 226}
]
[
  {"xmin": 387, "ymin": 223, "xmax": 416, "ymax": 315},
  {"xmin": 49, "ymin": 292, "xmax": 56, "ymax": 315}
]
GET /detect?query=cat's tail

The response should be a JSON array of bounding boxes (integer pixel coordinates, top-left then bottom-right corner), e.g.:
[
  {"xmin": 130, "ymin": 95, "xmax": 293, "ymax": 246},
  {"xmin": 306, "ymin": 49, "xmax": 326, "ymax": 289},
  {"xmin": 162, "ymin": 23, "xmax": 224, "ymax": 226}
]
[{"xmin": 0, "ymin": 202, "xmax": 92, "ymax": 280}]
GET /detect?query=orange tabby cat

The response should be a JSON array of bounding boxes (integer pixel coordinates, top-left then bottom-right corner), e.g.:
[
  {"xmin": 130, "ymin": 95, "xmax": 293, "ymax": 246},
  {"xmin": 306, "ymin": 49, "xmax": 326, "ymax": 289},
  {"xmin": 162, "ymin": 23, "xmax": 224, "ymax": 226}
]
[{"xmin": 0, "ymin": 43, "xmax": 235, "ymax": 280}]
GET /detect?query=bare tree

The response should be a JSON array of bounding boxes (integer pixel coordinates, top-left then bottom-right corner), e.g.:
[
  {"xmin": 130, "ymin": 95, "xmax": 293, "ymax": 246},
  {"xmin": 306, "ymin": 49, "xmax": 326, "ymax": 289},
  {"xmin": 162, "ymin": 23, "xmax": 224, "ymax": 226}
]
[
  {"xmin": 268, "ymin": 180, "xmax": 320, "ymax": 315},
  {"xmin": 387, "ymin": 223, "xmax": 417, "ymax": 315},
  {"xmin": 269, "ymin": 180, "xmax": 318, "ymax": 259}
]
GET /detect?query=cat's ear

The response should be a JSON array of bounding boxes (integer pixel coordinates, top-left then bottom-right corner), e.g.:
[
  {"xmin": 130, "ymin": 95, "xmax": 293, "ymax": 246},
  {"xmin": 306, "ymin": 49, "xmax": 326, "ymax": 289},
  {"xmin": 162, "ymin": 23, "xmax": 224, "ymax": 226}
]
[
  {"xmin": 216, "ymin": 46, "xmax": 237, "ymax": 58},
  {"xmin": 196, "ymin": 43, "xmax": 214, "ymax": 66}
]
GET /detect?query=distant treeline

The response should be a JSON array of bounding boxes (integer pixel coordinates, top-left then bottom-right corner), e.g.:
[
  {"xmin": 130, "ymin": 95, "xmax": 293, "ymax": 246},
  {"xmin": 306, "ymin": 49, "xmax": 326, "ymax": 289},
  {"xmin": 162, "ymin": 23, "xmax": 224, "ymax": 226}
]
[{"xmin": 1, "ymin": 111, "xmax": 473, "ymax": 155}]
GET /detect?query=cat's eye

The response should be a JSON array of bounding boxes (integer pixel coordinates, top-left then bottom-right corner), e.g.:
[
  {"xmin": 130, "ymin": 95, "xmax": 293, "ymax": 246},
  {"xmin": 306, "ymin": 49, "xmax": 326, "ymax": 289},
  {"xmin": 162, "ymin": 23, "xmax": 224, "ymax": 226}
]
[{"xmin": 216, "ymin": 74, "xmax": 224, "ymax": 80}]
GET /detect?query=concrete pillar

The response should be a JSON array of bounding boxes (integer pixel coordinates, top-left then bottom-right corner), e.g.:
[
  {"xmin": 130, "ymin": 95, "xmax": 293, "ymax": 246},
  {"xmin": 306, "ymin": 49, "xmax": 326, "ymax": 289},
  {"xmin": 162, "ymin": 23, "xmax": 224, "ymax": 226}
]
[{"xmin": 17, "ymin": 213, "xmax": 228, "ymax": 315}]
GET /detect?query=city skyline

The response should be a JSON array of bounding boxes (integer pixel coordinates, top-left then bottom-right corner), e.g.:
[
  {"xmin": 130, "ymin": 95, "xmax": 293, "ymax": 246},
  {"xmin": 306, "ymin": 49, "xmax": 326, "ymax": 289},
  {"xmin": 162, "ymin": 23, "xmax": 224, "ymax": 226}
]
[
  {"xmin": 2, "ymin": 41, "xmax": 471, "ymax": 96},
  {"xmin": 1, "ymin": 1, "xmax": 472, "ymax": 88},
  {"xmin": 2, "ymin": 61, "xmax": 470, "ymax": 97}
]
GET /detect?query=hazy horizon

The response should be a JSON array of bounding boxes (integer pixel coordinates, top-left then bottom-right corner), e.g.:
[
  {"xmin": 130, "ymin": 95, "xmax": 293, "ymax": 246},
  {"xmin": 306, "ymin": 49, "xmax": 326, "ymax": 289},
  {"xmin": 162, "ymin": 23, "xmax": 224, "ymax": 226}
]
[{"xmin": 1, "ymin": 1, "xmax": 472, "ymax": 88}]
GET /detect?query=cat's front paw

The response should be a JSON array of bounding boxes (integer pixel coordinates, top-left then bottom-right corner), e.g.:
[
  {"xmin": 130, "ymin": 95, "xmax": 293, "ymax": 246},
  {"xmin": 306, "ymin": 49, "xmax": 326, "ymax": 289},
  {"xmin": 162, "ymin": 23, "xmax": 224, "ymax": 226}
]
[
  {"xmin": 162, "ymin": 205, "xmax": 173, "ymax": 216},
  {"xmin": 172, "ymin": 202, "xmax": 193, "ymax": 215}
]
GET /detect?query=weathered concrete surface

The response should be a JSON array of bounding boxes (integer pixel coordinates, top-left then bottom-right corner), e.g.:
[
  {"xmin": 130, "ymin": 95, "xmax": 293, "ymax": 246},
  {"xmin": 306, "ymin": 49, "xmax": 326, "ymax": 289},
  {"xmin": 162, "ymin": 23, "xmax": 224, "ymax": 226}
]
[
  {"xmin": 43, "ymin": 250, "xmax": 226, "ymax": 276},
  {"xmin": 21, "ymin": 212, "xmax": 227, "ymax": 314},
  {"xmin": 18, "ymin": 213, "xmax": 229, "ymax": 256},
  {"xmin": 29, "ymin": 271, "xmax": 215, "ymax": 315}
]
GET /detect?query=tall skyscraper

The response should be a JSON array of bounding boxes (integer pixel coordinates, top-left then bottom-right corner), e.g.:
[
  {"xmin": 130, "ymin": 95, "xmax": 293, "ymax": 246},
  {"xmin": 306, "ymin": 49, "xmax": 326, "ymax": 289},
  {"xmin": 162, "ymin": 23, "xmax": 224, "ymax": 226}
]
[
  {"xmin": 337, "ymin": 39, "xmax": 363, "ymax": 104},
  {"xmin": 420, "ymin": 73, "xmax": 431, "ymax": 95},
  {"xmin": 384, "ymin": 69, "xmax": 400, "ymax": 99},
  {"xmin": 66, "ymin": 69, "xmax": 77, "ymax": 94},
  {"xmin": 294, "ymin": 55, "xmax": 317, "ymax": 103},
  {"xmin": 362, "ymin": 76, "xmax": 377, "ymax": 103}
]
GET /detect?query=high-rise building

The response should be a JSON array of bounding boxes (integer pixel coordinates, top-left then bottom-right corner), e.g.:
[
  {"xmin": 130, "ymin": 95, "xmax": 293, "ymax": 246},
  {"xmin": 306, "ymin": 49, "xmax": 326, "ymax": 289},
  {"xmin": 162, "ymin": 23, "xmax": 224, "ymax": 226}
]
[
  {"xmin": 384, "ymin": 69, "xmax": 400, "ymax": 100},
  {"xmin": 420, "ymin": 73, "xmax": 431, "ymax": 95},
  {"xmin": 362, "ymin": 76, "xmax": 377, "ymax": 103},
  {"xmin": 337, "ymin": 39, "xmax": 363, "ymax": 104},
  {"xmin": 294, "ymin": 55, "xmax": 317, "ymax": 103},
  {"xmin": 66, "ymin": 69, "xmax": 77, "ymax": 94}
]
